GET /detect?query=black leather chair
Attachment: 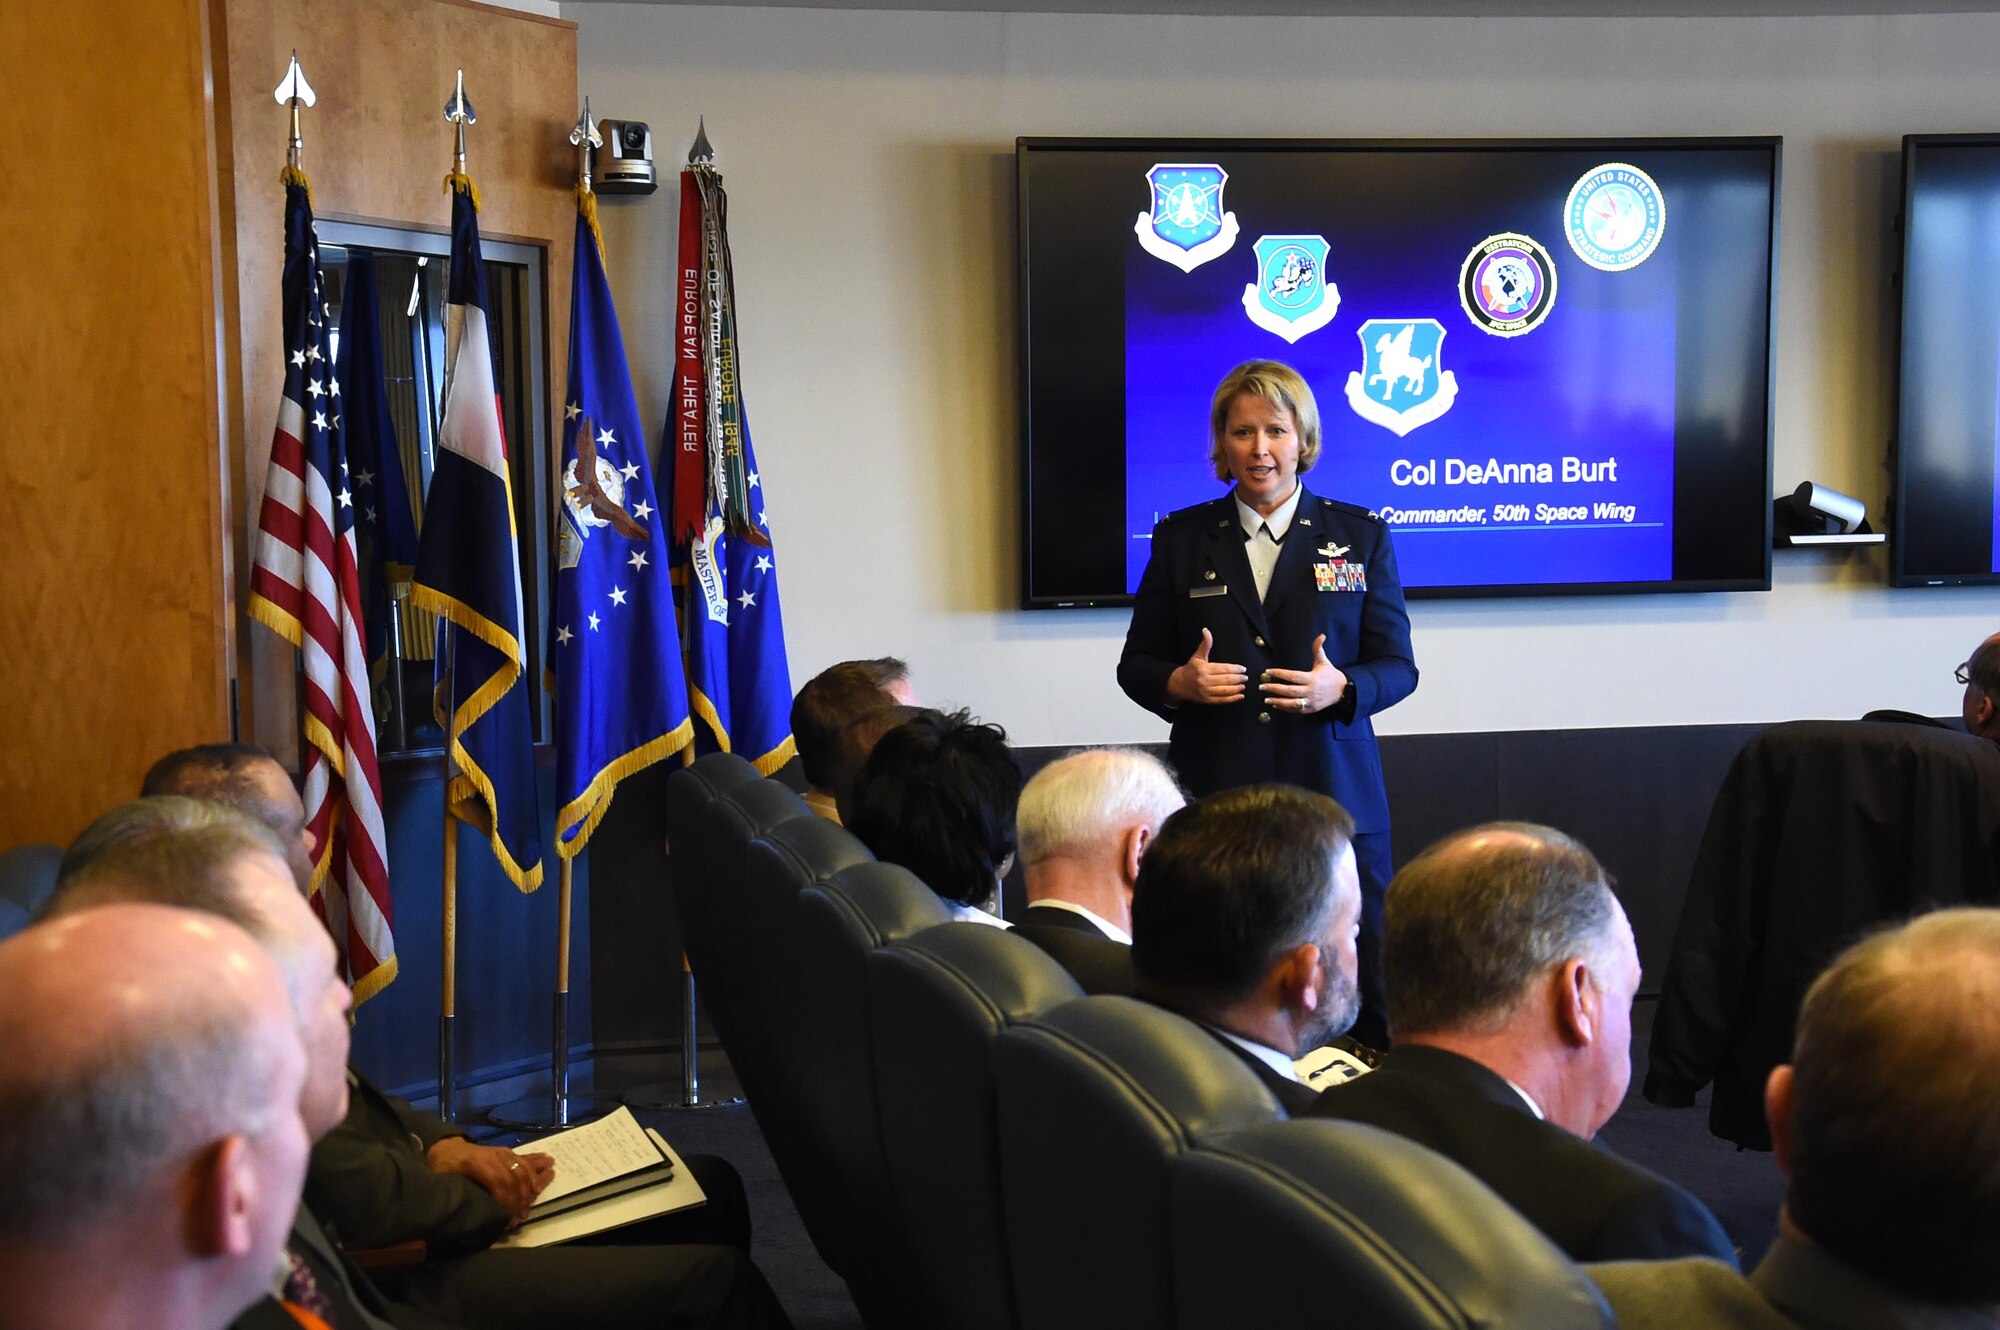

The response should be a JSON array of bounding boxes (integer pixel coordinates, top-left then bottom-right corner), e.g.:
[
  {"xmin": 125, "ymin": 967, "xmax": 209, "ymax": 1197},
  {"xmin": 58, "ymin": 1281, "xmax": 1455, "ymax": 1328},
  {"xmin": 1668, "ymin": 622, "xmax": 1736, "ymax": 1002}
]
[
  {"xmin": 1172, "ymin": 1119, "xmax": 1616, "ymax": 1329},
  {"xmin": 664, "ymin": 756, "xmax": 763, "ymax": 1047},
  {"xmin": 869, "ymin": 922, "xmax": 1084, "ymax": 1330},
  {"xmin": 1648, "ymin": 718, "xmax": 2000, "ymax": 1147},
  {"xmin": 731, "ymin": 810, "xmax": 874, "ymax": 1289},
  {"xmin": 0, "ymin": 844, "xmax": 62, "ymax": 942},
  {"xmin": 700, "ymin": 779, "xmax": 812, "ymax": 1077},
  {"xmin": 994, "ymin": 995, "xmax": 1283, "ymax": 1330},
  {"xmin": 784, "ymin": 860, "xmax": 953, "ymax": 1327}
]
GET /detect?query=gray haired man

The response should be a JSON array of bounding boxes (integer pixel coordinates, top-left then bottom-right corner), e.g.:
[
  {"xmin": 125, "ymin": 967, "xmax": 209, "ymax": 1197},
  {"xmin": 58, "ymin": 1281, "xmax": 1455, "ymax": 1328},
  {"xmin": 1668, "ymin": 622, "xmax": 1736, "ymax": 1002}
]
[{"xmin": 1307, "ymin": 822, "xmax": 1737, "ymax": 1266}]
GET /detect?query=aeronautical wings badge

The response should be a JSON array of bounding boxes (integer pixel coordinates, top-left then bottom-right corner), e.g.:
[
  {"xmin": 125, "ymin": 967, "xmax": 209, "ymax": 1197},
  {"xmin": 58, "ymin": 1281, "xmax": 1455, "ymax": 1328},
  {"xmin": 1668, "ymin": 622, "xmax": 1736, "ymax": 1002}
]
[
  {"xmin": 1344, "ymin": 318, "xmax": 1459, "ymax": 437},
  {"xmin": 1241, "ymin": 234, "xmax": 1340, "ymax": 343},
  {"xmin": 1134, "ymin": 163, "xmax": 1240, "ymax": 272}
]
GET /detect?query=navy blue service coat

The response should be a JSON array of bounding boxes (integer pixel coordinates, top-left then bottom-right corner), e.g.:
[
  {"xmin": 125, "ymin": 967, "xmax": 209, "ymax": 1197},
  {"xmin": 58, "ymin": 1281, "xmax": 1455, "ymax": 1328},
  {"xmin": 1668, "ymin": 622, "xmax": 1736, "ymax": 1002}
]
[{"xmin": 1117, "ymin": 487, "xmax": 1417, "ymax": 832}]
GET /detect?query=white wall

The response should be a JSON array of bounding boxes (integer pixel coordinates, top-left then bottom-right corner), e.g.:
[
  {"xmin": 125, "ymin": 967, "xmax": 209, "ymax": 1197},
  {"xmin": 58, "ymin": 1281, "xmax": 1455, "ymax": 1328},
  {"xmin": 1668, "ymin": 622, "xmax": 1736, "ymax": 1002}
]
[{"xmin": 574, "ymin": 3, "xmax": 2000, "ymax": 744}]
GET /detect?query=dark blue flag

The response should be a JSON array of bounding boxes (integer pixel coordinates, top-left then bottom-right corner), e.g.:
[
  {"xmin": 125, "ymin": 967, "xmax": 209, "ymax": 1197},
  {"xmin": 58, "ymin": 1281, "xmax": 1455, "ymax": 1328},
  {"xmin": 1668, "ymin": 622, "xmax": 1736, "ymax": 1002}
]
[
  {"xmin": 551, "ymin": 205, "xmax": 694, "ymax": 854},
  {"xmin": 410, "ymin": 179, "xmax": 544, "ymax": 891},
  {"xmin": 335, "ymin": 249, "xmax": 421, "ymax": 675}
]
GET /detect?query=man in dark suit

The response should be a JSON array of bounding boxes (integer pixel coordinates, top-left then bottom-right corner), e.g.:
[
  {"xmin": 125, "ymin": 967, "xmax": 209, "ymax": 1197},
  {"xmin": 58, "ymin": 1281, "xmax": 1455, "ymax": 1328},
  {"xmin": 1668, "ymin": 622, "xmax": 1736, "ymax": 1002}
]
[
  {"xmin": 1130, "ymin": 784, "xmax": 1363, "ymax": 1114},
  {"xmin": 1591, "ymin": 908, "xmax": 2000, "ymax": 1328},
  {"xmin": 1011, "ymin": 748, "xmax": 1185, "ymax": 994},
  {"xmin": 1308, "ymin": 823, "xmax": 1736, "ymax": 1266},
  {"xmin": 1118, "ymin": 360, "xmax": 1417, "ymax": 1047},
  {"xmin": 127, "ymin": 748, "xmax": 793, "ymax": 1330}
]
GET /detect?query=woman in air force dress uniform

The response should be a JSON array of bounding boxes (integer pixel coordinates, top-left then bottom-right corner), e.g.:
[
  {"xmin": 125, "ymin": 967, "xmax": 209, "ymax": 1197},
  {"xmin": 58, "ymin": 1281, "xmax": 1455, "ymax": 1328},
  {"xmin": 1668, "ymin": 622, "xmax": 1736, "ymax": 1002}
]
[{"xmin": 1118, "ymin": 360, "xmax": 1418, "ymax": 1049}]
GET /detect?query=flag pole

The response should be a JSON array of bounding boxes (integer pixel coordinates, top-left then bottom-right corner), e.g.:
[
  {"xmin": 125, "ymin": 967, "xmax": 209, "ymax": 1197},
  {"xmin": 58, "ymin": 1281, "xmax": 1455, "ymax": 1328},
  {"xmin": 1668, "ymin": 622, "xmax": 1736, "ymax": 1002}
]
[
  {"xmin": 434, "ymin": 69, "xmax": 474, "ymax": 1127},
  {"xmin": 489, "ymin": 99, "xmax": 610, "ymax": 1132},
  {"xmin": 440, "ymin": 808, "xmax": 458, "ymax": 1123}
]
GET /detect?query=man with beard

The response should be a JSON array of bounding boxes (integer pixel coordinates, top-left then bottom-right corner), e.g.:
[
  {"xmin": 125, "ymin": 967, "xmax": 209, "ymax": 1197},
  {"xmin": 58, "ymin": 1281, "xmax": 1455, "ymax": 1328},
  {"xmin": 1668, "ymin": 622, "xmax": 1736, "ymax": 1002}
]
[{"xmin": 1130, "ymin": 784, "xmax": 1362, "ymax": 1113}]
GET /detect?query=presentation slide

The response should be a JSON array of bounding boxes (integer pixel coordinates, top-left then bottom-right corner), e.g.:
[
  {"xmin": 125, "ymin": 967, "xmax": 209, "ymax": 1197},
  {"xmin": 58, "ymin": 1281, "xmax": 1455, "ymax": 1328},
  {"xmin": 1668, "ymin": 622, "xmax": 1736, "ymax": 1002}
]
[{"xmin": 1121, "ymin": 154, "xmax": 1678, "ymax": 595}]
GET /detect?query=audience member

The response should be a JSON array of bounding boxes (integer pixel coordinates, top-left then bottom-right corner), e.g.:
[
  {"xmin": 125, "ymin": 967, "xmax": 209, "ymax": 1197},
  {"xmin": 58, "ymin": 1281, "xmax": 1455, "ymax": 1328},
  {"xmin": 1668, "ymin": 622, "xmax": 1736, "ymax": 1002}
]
[
  {"xmin": 1961, "ymin": 632, "xmax": 2000, "ymax": 740},
  {"xmin": 143, "ymin": 741, "xmax": 319, "ymax": 887},
  {"xmin": 78, "ymin": 764, "xmax": 794, "ymax": 1330},
  {"xmin": 790, "ymin": 657, "xmax": 917, "ymax": 821},
  {"xmin": 1307, "ymin": 822, "xmax": 1735, "ymax": 1265},
  {"xmin": 1130, "ymin": 784, "xmax": 1362, "ymax": 1112},
  {"xmin": 0, "ymin": 902, "xmax": 309, "ymax": 1330},
  {"xmin": 1592, "ymin": 908, "xmax": 2000, "ymax": 1327},
  {"xmin": 844, "ymin": 708, "xmax": 1021, "ymax": 925},
  {"xmin": 50, "ymin": 797, "xmax": 433, "ymax": 1330},
  {"xmin": 1012, "ymin": 748, "xmax": 1184, "ymax": 993},
  {"xmin": 827, "ymin": 702, "xmax": 922, "ymax": 822}
]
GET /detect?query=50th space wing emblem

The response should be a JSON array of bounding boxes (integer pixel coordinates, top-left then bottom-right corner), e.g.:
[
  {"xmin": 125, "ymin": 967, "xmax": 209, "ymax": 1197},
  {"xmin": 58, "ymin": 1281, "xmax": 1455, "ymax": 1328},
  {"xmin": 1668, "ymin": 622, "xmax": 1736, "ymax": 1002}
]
[
  {"xmin": 1241, "ymin": 234, "xmax": 1340, "ymax": 343},
  {"xmin": 1134, "ymin": 163, "xmax": 1240, "ymax": 272},
  {"xmin": 1345, "ymin": 318, "xmax": 1459, "ymax": 436}
]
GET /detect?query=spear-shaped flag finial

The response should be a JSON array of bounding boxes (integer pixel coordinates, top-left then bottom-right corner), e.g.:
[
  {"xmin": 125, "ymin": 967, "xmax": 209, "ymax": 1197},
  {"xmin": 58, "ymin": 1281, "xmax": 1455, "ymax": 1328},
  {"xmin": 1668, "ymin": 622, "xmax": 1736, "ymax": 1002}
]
[
  {"xmin": 570, "ymin": 96, "xmax": 602, "ymax": 191},
  {"xmin": 444, "ymin": 69, "xmax": 477, "ymax": 176},
  {"xmin": 688, "ymin": 117, "xmax": 715, "ymax": 167},
  {"xmin": 274, "ymin": 50, "xmax": 316, "ymax": 170}
]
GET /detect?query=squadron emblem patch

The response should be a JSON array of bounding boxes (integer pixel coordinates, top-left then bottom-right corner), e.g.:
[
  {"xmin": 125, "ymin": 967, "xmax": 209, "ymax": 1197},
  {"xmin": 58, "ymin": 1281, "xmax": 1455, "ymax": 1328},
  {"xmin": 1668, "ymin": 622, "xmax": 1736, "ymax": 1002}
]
[
  {"xmin": 1460, "ymin": 232, "xmax": 1558, "ymax": 337},
  {"xmin": 1134, "ymin": 163, "xmax": 1240, "ymax": 273},
  {"xmin": 1344, "ymin": 318, "xmax": 1459, "ymax": 437},
  {"xmin": 1241, "ymin": 234, "xmax": 1340, "ymax": 343}
]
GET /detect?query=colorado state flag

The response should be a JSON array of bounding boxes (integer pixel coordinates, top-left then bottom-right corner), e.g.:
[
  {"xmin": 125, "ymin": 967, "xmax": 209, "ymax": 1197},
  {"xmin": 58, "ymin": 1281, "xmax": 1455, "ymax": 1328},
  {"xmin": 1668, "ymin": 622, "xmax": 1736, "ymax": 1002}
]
[
  {"xmin": 551, "ymin": 201, "xmax": 693, "ymax": 854},
  {"xmin": 410, "ymin": 177, "xmax": 543, "ymax": 891}
]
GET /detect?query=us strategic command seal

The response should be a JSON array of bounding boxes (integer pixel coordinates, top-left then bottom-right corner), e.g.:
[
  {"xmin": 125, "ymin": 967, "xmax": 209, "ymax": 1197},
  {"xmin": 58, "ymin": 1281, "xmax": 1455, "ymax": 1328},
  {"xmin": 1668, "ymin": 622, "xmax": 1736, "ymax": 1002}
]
[
  {"xmin": 1133, "ymin": 163, "xmax": 1240, "ymax": 273},
  {"xmin": 1344, "ymin": 318, "xmax": 1459, "ymax": 437},
  {"xmin": 1564, "ymin": 162, "xmax": 1666, "ymax": 272},
  {"xmin": 1241, "ymin": 234, "xmax": 1340, "ymax": 343},
  {"xmin": 1460, "ymin": 232, "xmax": 1558, "ymax": 337}
]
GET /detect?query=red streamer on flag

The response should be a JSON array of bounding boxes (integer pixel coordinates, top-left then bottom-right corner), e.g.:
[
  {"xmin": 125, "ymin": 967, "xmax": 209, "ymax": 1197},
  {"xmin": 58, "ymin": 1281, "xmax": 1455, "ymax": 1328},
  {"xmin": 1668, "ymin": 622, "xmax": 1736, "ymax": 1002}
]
[{"xmin": 670, "ymin": 168, "xmax": 709, "ymax": 546}]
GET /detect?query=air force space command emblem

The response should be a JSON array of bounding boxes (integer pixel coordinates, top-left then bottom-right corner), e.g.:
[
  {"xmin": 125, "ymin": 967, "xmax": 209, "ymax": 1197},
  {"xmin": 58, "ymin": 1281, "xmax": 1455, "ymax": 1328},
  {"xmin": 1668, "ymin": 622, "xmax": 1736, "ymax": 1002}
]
[
  {"xmin": 1134, "ymin": 163, "xmax": 1240, "ymax": 272},
  {"xmin": 1565, "ymin": 163, "xmax": 1666, "ymax": 272},
  {"xmin": 1345, "ymin": 318, "xmax": 1459, "ymax": 436},
  {"xmin": 1241, "ymin": 234, "xmax": 1340, "ymax": 343}
]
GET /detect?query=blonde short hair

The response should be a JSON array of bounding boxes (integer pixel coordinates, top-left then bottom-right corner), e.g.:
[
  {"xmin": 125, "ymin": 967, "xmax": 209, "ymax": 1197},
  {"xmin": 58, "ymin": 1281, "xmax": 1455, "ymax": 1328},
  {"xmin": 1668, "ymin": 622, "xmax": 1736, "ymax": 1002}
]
[{"xmin": 1208, "ymin": 360, "xmax": 1323, "ymax": 482}]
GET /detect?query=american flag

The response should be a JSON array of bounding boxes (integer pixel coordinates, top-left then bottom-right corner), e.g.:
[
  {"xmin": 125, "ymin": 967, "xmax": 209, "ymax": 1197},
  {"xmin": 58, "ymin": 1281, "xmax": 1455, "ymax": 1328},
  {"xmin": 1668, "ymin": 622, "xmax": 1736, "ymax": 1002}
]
[{"xmin": 248, "ymin": 174, "xmax": 398, "ymax": 1003}]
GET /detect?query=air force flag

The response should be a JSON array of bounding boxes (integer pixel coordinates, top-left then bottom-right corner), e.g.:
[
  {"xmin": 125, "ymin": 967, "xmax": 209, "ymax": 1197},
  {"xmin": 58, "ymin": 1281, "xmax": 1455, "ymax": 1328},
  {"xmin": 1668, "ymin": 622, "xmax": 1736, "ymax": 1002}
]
[
  {"xmin": 1134, "ymin": 163, "xmax": 1240, "ymax": 273},
  {"xmin": 551, "ymin": 204, "xmax": 694, "ymax": 857}
]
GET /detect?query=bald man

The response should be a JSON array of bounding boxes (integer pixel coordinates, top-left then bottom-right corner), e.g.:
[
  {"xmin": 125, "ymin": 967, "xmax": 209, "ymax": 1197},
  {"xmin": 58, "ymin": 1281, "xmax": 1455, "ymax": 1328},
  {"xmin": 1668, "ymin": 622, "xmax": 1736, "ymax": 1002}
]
[
  {"xmin": 1307, "ymin": 823, "xmax": 1735, "ymax": 1266},
  {"xmin": 1592, "ymin": 909, "xmax": 2000, "ymax": 1326},
  {"xmin": 0, "ymin": 903, "xmax": 309, "ymax": 1330},
  {"xmin": 124, "ymin": 757, "xmax": 791, "ymax": 1330}
]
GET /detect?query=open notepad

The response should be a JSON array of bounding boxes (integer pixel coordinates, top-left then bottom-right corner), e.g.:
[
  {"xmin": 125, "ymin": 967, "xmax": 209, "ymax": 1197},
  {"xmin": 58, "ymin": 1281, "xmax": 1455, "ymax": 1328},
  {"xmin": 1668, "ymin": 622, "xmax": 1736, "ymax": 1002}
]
[{"xmin": 494, "ymin": 1107, "xmax": 708, "ymax": 1248}]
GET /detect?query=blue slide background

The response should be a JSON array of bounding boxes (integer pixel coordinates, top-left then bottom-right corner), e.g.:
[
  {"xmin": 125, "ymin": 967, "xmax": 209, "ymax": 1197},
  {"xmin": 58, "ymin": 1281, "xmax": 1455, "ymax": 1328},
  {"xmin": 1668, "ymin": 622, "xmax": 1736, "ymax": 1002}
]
[{"xmin": 1123, "ymin": 163, "xmax": 1680, "ymax": 594}]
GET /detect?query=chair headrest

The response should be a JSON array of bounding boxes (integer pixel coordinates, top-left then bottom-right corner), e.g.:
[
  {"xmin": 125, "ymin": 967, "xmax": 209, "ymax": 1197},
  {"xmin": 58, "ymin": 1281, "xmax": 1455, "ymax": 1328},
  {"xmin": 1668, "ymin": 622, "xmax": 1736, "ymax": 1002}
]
[
  {"xmin": 874, "ymin": 921, "xmax": 1083, "ymax": 1027},
  {"xmin": 1000, "ymin": 995, "xmax": 1281, "ymax": 1144},
  {"xmin": 1178, "ymin": 1119, "xmax": 1614, "ymax": 1328}
]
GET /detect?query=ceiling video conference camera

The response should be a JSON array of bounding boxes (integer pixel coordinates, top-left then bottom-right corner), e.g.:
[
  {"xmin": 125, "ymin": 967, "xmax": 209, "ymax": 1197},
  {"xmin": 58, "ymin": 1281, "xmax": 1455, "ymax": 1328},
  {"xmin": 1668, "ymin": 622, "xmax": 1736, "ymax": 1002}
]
[{"xmin": 595, "ymin": 119, "xmax": 657, "ymax": 195}]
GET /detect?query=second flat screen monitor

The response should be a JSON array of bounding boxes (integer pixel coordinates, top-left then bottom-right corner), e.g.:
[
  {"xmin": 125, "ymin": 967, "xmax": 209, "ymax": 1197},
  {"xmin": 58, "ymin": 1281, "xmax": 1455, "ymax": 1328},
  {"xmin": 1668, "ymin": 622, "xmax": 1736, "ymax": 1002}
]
[{"xmin": 1018, "ymin": 137, "xmax": 1780, "ymax": 605}]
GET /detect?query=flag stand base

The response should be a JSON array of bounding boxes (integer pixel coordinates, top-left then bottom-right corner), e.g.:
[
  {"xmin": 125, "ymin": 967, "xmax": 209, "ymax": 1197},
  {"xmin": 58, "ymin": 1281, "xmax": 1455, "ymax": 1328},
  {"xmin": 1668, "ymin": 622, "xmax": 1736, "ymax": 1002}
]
[
  {"xmin": 621, "ymin": 1080, "xmax": 745, "ymax": 1112},
  {"xmin": 485, "ymin": 1094, "xmax": 613, "ymax": 1132}
]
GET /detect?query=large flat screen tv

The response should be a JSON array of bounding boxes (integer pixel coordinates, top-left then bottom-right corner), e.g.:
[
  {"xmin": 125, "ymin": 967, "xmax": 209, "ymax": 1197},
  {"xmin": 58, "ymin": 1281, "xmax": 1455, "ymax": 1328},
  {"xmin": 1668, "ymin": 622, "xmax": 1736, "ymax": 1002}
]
[
  {"xmin": 1018, "ymin": 137, "xmax": 1781, "ymax": 606},
  {"xmin": 1893, "ymin": 134, "xmax": 2000, "ymax": 588}
]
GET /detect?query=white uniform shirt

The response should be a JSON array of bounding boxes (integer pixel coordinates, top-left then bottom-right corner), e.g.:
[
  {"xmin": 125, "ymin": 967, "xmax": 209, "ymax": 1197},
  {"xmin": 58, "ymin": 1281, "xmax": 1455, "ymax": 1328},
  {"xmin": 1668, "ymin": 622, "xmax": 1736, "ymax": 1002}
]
[{"xmin": 1234, "ymin": 484, "xmax": 1305, "ymax": 602}]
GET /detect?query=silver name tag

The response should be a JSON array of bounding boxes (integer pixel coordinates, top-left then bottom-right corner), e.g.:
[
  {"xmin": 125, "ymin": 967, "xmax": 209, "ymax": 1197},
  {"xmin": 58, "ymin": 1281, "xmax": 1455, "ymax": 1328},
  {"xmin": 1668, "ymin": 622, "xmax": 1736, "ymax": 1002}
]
[{"xmin": 1188, "ymin": 585, "xmax": 1228, "ymax": 599}]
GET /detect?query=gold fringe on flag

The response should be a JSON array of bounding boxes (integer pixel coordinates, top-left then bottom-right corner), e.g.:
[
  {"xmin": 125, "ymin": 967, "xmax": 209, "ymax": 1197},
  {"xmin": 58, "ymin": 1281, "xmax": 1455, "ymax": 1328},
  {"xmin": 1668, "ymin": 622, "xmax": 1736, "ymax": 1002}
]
[
  {"xmin": 443, "ymin": 170, "xmax": 482, "ymax": 212},
  {"xmin": 280, "ymin": 162, "xmax": 314, "ymax": 206},
  {"xmin": 576, "ymin": 182, "xmax": 605, "ymax": 260}
]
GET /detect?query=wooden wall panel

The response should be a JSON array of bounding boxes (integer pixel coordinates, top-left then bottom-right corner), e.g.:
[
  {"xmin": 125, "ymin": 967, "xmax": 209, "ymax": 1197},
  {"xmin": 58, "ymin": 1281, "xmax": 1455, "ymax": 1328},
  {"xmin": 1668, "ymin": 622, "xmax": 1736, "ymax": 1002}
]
[
  {"xmin": 219, "ymin": 0, "xmax": 578, "ymax": 760},
  {"xmin": 0, "ymin": 0, "xmax": 231, "ymax": 846}
]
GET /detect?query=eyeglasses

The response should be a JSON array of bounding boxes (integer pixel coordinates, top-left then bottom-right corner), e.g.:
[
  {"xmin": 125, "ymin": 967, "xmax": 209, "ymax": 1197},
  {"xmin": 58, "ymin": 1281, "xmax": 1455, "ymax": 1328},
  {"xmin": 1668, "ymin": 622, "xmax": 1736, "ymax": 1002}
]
[{"xmin": 1957, "ymin": 662, "xmax": 1974, "ymax": 685}]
